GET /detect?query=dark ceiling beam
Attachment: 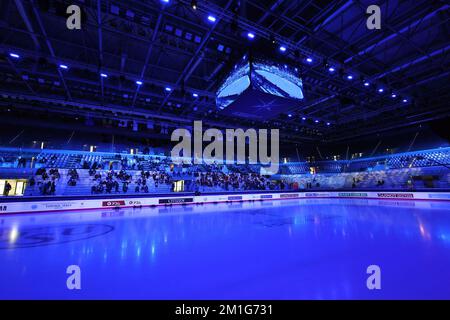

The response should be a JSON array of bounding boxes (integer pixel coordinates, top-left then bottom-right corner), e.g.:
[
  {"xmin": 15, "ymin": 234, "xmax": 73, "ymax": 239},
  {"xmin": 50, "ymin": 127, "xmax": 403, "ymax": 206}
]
[
  {"xmin": 314, "ymin": 60, "xmax": 450, "ymax": 122},
  {"xmin": 248, "ymin": 0, "xmax": 351, "ymax": 56},
  {"xmin": 27, "ymin": 4, "xmax": 231, "ymax": 67},
  {"xmin": 265, "ymin": 0, "xmax": 311, "ymax": 30},
  {"xmin": 353, "ymin": 1, "xmax": 444, "ymax": 69},
  {"xmin": 0, "ymin": 24, "xmax": 215, "ymax": 85},
  {"xmin": 131, "ymin": 9, "xmax": 164, "ymax": 107},
  {"xmin": 5, "ymin": 56, "xmax": 36, "ymax": 95},
  {"xmin": 299, "ymin": 44, "xmax": 449, "ymax": 116},
  {"xmin": 0, "ymin": 45, "xmax": 216, "ymax": 98},
  {"xmin": 97, "ymin": 0, "xmax": 104, "ymax": 102},
  {"xmin": 13, "ymin": 0, "xmax": 41, "ymax": 50},
  {"xmin": 88, "ymin": 0, "xmax": 242, "ymax": 49},
  {"xmin": 158, "ymin": 0, "xmax": 234, "ymax": 112},
  {"xmin": 327, "ymin": 107, "xmax": 449, "ymax": 142},
  {"xmin": 372, "ymin": 44, "xmax": 450, "ymax": 81},
  {"xmin": 27, "ymin": 0, "xmax": 72, "ymax": 100},
  {"xmin": 0, "ymin": 91, "xmax": 317, "ymax": 143},
  {"xmin": 256, "ymin": 0, "xmax": 285, "ymax": 24},
  {"xmin": 344, "ymin": 5, "xmax": 449, "ymax": 64},
  {"xmin": 297, "ymin": 0, "xmax": 354, "ymax": 45},
  {"xmin": 0, "ymin": 66, "xmax": 217, "ymax": 111}
]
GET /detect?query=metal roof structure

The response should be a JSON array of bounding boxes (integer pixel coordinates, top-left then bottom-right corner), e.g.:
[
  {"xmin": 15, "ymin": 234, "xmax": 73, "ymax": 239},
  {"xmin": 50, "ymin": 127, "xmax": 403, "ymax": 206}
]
[{"xmin": 0, "ymin": 0, "xmax": 448, "ymax": 143}]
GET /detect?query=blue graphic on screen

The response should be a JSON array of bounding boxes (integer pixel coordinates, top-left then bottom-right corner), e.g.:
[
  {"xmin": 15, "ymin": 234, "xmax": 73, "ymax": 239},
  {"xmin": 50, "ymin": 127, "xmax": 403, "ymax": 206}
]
[
  {"xmin": 216, "ymin": 61, "xmax": 250, "ymax": 110},
  {"xmin": 216, "ymin": 57, "xmax": 303, "ymax": 111},
  {"xmin": 252, "ymin": 61, "xmax": 304, "ymax": 100}
]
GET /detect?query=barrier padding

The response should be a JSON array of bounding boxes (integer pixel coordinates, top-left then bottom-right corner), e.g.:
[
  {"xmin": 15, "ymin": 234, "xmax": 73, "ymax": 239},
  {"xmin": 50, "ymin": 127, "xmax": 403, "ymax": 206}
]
[{"xmin": 0, "ymin": 191, "xmax": 449, "ymax": 215}]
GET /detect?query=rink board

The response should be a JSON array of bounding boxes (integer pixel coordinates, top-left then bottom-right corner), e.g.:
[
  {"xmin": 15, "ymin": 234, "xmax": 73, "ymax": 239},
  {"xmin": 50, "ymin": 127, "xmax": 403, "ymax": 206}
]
[{"xmin": 1, "ymin": 191, "xmax": 450, "ymax": 214}]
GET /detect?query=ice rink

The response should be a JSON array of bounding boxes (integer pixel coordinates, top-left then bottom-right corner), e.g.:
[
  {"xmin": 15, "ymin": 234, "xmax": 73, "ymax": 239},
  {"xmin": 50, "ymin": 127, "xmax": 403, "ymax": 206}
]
[{"xmin": 1, "ymin": 198, "xmax": 449, "ymax": 299}]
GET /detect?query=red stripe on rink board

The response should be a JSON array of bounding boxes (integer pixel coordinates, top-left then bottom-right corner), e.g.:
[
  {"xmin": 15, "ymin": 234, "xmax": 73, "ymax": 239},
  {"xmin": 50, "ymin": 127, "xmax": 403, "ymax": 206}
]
[{"xmin": 1, "ymin": 193, "xmax": 449, "ymax": 215}]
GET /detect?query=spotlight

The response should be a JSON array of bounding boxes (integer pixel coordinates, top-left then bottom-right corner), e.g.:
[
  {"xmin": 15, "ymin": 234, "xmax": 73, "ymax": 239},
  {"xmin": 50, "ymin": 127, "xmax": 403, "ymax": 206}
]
[
  {"xmin": 402, "ymin": 98, "xmax": 408, "ymax": 103},
  {"xmin": 328, "ymin": 67, "xmax": 335, "ymax": 72},
  {"xmin": 100, "ymin": 73, "xmax": 108, "ymax": 78},
  {"xmin": 247, "ymin": 32, "xmax": 255, "ymax": 39},
  {"xmin": 279, "ymin": 46, "xmax": 287, "ymax": 52},
  {"xmin": 9, "ymin": 53, "xmax": 20, "ymax": 59},
  {"xmin": 326, "ymin": 122, "xmax": 331, "ymax": 126},
  {"xmin": 391, "ymin": 93, "xmax": 397, "ymax": 98},
  {"xmin": 301, "ymin": 117, "xmax": 306, "ymax": 121},
  {"xmin": 192, "ymin": 93, "xmax": 199, "ymax": 98},
  {"xmin": 364, "ymin": 81, "xmax": 370, "ymax": 87},
  {"xmin": 378, "ymin": 88, "xmax": 384, "ymax": 93},
  {"xmin": 347, "ymin": 75, "xmax": 353, "ymax": 80},
  {"xmin": 136, "ymin": 80, "xmax": 143, "ymax": 85},
  {"xmin": 191, "ymin": 0, "xmax": 197, "ymax": 9},
  {"xmin": 306, "ymin": 57, "xmax": 313, "ymax": 63},
  {"xmin": 288, "ymin": 114, "xmax": 292, "ymax": 118},
  {"xmin": 314, "ymin": 119, "xmax": 319, "ymax": 123},
  {"xmin": 165, "ymin": 87, "xmax": 172, "ymax": 92},
  {"xmin": 59, "ymin": 64, "xmax": 68, "ymax": 69},
  {"xmin": 161, "ymin": 0, "xmax": 169, "ymax": 3},
  {"xmin": 207, "ymin": 15, "xmax": 216, "ymax": 23}
]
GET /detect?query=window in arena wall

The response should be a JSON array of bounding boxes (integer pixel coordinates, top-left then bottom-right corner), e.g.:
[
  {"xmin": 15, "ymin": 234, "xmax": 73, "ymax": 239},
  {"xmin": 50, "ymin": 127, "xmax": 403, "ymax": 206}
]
[
  {"xmin": 0, "ymin": 179, "xmax": 28, "ymax": 196},
  {"xmin": 173, "ymin": 180, "xmax": 184, "ymax": 192}
]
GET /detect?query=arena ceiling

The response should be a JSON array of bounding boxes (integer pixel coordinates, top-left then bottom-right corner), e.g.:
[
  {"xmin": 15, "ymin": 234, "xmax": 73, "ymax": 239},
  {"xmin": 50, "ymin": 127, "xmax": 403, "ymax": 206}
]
[{"xmin": 0, "ymin": 0, "xmax": 448, "ymax": 143}]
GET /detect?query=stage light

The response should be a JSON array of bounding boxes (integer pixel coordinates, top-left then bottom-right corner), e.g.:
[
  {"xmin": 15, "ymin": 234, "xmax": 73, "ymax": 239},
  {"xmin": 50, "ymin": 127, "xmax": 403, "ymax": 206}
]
[
  {"xmin": 326, "ymin": 122, "xmax": 331, "ymax": 126},
  {"xmin": 100, "ymin": 73, "xmax": 108, "ymax": 78},
  {"xmin": 161, "ymin": 0, "xmax": 169, "ymax": 3},
  {"xmin": 306, "ymin": 57, "xmax": 313, "ymax": 63},
  {"xmin": 165, "ymin": 87, "xmax": 172, "ymax": 92},
  {"xmin": 191, "ymin": 0, "xmax": 197, "ymax": 9},
  {"xmin": 207, "ymin": 15, "xmax": 216, "ymax": 23},
  {"xmin": 301, "ymin": 117, "xmax": 306, "ymax": 121},
  {"xmin": 288, "ymin": 114, "xmax": 292, "ymax": 118},
  {"xmin": 314, "ymin": 119, "xmax": 319, "ymax": 123},
  {"xmin": 59, "ymin": 64, "xmax": 68, "ymax": 69},
  {"xmin": 378, "ymin": 88, "xmax": 384, "ymax": 93},
  {"xmin": 391, "ymin": 93, "xmax": 397, "ymax": 98},
  {"xmin": 403, "ymin": 99, "xmax": 408, "ymax": 103},
  {"xmin": 328, "ymin": 67, "xmax": 335, "ymax": 72},
  {"xmin": 279, "ymin": 46, "xmax": 287, "ymax": 52},
  {"xmin": 347, "ymin": 75, "xmax": 353, "ymax": 80},
  {"xmin": 136, "ymin": 80, "xmax": 143, "ymax": 85},
  {"xmin": 192, "ymin": 93, "xmax": 199, "ymax": 98},
  {"xmin": 364, "ymin": 81, "xmax": 370, "ymax": 87},
  {"xmin": 9, "ymin": 53, "xmax": 20, "ymax": 59},
  {"xmin": 247, "ymin": 32, "xmax": 255, "ymax": 39}
]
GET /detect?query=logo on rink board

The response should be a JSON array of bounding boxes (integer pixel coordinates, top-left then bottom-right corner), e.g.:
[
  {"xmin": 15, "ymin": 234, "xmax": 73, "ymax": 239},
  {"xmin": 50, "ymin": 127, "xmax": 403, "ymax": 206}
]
[
  {"xmin": 280, "ymin": 193, "xmax": 299, "ymax": 198},
  {"xmin": 102, "ymin": 200, "xmax": 126, "ymax": 207},
  {"xmin": 377, "ymin": 193, "xmax": 414, "ymax": 199},
  {"xmin": 0, "ymin": 205, "xmax": 7, "ymax": 212},
  {"xmin": 338, "ymin": 192, "xmax": 368, "ymax": 197},
  {"xmin": 305, "ymin": 193, "xmax": 331, "ymax": 197},
  {"xmin": 159, "ymin": 198, "xmax": 194, "ymax": 204}
]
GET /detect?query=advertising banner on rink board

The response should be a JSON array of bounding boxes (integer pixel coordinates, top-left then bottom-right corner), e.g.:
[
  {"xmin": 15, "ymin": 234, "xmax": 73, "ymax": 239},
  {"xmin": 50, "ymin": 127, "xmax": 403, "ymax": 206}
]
[{"xmin": 0, "ymin": 191, "xmax": 449, "ymax": 214}]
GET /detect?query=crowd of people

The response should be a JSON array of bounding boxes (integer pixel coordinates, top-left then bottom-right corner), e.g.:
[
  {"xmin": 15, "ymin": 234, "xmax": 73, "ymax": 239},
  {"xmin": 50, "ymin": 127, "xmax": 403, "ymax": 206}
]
[
  {"xmin": 191, "ymin": 171, "xmax": 288, "ymax": 192},
  {"xmin": 67, "ymin": 169, "xmax": 79, "ymax": 186},
  {"xmin": 89, "ymin": 168, "xmax": 175, "ymax": 195},
  {"xmin": 28, "ymin": 168, "xmax": 60, "ymax": 195}
]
